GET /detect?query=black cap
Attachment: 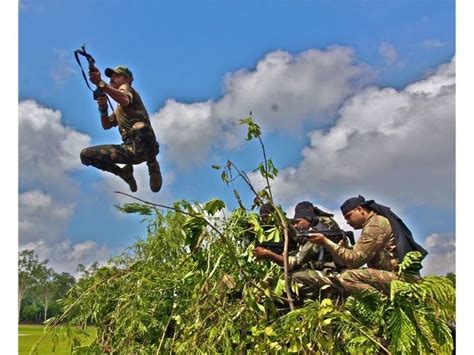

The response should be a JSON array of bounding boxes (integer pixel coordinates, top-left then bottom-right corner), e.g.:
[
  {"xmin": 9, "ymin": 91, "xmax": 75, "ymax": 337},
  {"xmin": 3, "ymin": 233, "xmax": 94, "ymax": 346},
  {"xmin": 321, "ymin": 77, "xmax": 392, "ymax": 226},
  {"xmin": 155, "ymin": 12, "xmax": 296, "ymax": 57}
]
[{"xmin": 340, "ymin": 195, "xmax": 372, "ymax": 215}]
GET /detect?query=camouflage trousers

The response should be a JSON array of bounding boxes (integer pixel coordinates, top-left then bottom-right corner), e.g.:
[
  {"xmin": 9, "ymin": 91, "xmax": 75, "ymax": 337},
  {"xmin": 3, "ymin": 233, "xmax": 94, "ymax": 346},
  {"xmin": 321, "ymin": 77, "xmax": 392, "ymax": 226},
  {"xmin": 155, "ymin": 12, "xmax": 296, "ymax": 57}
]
[
  {"xmin": 291, "ymin": 267, "xmax": 398, "ymax": 298},
  {"xmin": 80, "ymin": 123, "xmax": 159, "ymax": 176},
  {"xmin": 291, "ymin": 268, "xmax": 344, "ymax": 299},
  {"xmin": 339, "ymin": 268, "xmax": 398, "ymax": 295}
]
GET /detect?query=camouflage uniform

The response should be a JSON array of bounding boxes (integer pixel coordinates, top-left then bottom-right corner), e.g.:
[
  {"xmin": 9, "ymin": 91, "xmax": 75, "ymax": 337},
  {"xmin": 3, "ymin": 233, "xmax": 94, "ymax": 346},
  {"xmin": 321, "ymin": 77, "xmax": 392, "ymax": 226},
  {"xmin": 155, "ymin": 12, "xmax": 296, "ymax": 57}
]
[
  {"xmin": 324, "ymin": 211, "xmax": 399, "ymax": 295},
  {"xmin": 80, "ymin": 83, "xmax": 159, "ymax": 178},
  {"xmin": 289, "ymin": 216, "xmax": 346, "ymax": 298}
]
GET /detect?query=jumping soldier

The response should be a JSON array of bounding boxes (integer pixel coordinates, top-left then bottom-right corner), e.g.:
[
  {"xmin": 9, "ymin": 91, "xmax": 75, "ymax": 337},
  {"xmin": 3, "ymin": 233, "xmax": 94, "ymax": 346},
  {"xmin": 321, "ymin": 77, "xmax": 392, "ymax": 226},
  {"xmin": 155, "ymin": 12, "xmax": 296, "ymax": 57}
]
[
  {"xmin": 307, "ymin": 195, "xmax": 428, "ymax": 295},
  {"xmin": 80, "ymin": 65, "xmax": 162, "ymax": 193}
]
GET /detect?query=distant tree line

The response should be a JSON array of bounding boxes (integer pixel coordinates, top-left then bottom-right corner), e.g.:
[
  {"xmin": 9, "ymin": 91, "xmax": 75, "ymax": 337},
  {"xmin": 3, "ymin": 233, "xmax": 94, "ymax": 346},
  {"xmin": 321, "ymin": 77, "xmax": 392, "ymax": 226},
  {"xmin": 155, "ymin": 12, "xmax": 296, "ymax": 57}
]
[{"xmin": 18, "ymin": 249, "xmax": 88, "ymax": 324}]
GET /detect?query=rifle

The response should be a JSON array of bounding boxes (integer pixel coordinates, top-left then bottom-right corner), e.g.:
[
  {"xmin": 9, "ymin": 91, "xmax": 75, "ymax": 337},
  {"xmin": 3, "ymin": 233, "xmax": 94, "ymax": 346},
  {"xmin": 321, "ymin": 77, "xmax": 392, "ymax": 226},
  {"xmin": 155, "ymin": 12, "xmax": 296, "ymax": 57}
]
[
  {"xmin": 257, "ymin": 228, "xmax": 355, "ymax": 253},
  {"xmin": 295, "ymin": 228, "xmax": 355, "ymax": 246},
  {"xmin": 74, "ymin": 44, "xmax": 113, "ymax": 113},
  {"xmin": 256, "ymin": 242, "xmax": 285, "ymax": 255},
  {"xmin": 254, "ymin": 223, "xmax": 300, "ymax": 254}
]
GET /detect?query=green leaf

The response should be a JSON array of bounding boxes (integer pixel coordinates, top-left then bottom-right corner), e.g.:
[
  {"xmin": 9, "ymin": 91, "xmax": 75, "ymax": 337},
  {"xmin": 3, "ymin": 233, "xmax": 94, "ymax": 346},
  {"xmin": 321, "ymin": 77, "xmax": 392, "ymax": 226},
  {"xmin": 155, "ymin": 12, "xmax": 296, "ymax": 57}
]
[
  {"xmin": 264, "ymin": 326, "xmax": 276, "ymax": 337},
  {"xmin": 265, "ymin": 227, "xmax": 281, "ymax": 242},
  {"xmin": 115, "ymin": 203, "xmax": 153, "ymax": 216},
  {"xmin": 221, "ymin": 170, "xmax": 228, "ymax": 183},
  {"xmin": 267, "ymin": 159, "xmax": 279, "ymax": 178},
  {"xmin": 239, "ymin": 116, "xmax": 262, "ymax": 140},
  {"xmin": 203, "ymin": 198, "xmax": 226, "ymax": 215},
  {"xmin": 274, "ymin": 278, "xmax": 286, "ymax": 296}
]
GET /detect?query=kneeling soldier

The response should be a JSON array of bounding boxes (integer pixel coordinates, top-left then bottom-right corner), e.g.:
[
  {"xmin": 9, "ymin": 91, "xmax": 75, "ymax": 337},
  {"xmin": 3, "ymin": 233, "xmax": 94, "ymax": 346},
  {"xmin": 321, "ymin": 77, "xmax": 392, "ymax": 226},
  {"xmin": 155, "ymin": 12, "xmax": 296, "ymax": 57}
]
[
  {"xmin": 307, "ymin": 195, "xmax": 428, "ymax": 295},
  {"xmin": 254, "ymin": 201, "xmax": 347, "ymax": 299}
]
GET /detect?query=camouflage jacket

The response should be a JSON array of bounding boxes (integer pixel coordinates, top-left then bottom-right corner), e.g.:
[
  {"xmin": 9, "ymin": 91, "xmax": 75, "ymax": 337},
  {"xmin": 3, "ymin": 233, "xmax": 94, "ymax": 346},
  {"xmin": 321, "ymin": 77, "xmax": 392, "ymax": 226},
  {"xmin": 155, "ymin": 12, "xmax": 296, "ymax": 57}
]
[
  {"xmin": 324, "ymin": 211, "xmax": 399, "ymax": 271},
  {"xmin": 288, "ymin": 216, "xmax": 340, "ymax": 271},
  {"xmin": 107, "ymin": 84, "xmax": 155, "ymax": 143}
]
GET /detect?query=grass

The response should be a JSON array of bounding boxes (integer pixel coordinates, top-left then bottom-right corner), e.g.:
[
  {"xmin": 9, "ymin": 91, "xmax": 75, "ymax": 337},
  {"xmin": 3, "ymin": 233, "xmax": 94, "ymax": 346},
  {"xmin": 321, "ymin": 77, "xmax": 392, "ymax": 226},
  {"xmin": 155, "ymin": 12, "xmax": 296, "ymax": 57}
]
[{"xmin": 19, "ymin": 324, "xmax": 96, "ymax": 355}]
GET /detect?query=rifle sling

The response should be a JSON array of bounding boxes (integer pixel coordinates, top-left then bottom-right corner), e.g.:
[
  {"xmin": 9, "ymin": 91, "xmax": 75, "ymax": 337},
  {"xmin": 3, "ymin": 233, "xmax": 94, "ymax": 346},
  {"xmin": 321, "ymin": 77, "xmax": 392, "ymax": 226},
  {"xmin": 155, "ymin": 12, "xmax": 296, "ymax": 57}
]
[
  {"xmin": 74, "ymin": 49, "xmax": 114, "ymax": 111},
  {"xmin": 74, "ymin": 49, "xmax": 95, "ymax": 92}
]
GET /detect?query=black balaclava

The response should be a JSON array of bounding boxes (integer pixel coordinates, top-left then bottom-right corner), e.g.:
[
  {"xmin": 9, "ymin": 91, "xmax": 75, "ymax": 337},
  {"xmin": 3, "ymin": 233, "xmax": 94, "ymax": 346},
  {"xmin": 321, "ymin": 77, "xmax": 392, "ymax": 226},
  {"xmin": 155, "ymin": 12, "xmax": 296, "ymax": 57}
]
[
  {"xmin": 295, "ymin": 201, "xmax": 334, "ymax": 219},
  {"xmin": 294, "ymin": 201, "xmax": 316, "ymax": 223},
  {"xmin": 259, "ymin": 203, "xmax": 275, "ymax": 217},
  {"xmin": 340, "ymin": 195, "xmax": 428, "ymax": 264}
]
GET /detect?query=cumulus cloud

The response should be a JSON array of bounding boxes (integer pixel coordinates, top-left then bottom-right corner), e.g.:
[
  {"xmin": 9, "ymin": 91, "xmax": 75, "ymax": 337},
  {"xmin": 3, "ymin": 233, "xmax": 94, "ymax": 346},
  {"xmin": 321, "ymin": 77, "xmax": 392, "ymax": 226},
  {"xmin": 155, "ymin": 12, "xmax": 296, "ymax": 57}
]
[
  {"xmin": 421, "ymin": 233, "xmax": 455, "ymax": 276},
  {"xmin": 20, "ymin": 239, "xmax": 113, "ymax": 276},
  {"xmin": 19, "ymin": 100, "xmax": 91, "ymax": 194},
  {"xmin": 378, "ymin": 42, "xmax": 399, "ymax": 65},
  {"xmin": 18, "ymin": 190, "xmax": 113, "ymax": 275},
  {"xmin": 18, "ymin": 101, "xmax": 112, "ymax": 274},
  {"xmin": 19, "ymin": 190, "xmax": 74, "ymax": 244},
  {"xmin": 265, "ymin": 57, "xmax": 455, "ymax": 208},
  {"xmin": 151, "ymin": 46, "xmax": 373, "ymax": 168}
]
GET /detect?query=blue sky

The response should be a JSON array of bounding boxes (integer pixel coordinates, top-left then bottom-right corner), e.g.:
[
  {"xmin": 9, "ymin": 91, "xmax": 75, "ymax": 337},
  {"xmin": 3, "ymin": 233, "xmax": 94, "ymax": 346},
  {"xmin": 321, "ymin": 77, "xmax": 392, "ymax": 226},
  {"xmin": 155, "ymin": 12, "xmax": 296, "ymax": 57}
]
[{"xmin": 17, "ymin": 0, "xmax": 456, "ymax": 276}]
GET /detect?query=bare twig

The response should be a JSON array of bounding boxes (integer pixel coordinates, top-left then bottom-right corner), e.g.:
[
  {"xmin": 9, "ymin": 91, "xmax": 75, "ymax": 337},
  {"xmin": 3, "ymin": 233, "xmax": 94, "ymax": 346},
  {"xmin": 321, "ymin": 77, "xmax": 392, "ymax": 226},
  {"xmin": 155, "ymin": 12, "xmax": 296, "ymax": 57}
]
[
  {"xmin": 226, "ymin": 162, "xmax": 264, "ymax": 205},
  {"xmin": 257, "ymin": 136, "xmax": 273, "ymax": 202},
  {"xmin": 271, "ymin": 204, "xmax": 294, "ymax": 310}
]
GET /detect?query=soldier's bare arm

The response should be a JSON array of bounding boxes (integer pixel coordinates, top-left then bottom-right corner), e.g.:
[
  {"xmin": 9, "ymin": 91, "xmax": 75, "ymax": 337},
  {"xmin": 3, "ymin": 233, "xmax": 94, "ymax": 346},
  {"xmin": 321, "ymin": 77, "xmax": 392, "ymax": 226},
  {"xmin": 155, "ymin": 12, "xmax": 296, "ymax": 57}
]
[
  {"xmin": 102, "ymin": 84, "xmax": 131, "ymax": 107},
  {"xmin": 253, "ymin": 247, "xmax": 285, "ymax": 266},
  {"xmin": 89, "ymin": 69, "xmax": 131, "ymax": 107}
]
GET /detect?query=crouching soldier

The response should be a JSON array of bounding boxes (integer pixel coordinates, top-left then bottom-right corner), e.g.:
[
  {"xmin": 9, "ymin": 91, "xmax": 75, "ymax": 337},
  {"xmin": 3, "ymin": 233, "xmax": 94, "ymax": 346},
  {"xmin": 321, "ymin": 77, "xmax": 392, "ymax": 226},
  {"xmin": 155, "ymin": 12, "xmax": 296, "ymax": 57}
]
[
  {"xmin": 307, "ymin": 195, "xmax": 428, "ymax": 295},
  {"xmin": 254, "ymin": 201, "xmax": 347, "ymax": 299}
]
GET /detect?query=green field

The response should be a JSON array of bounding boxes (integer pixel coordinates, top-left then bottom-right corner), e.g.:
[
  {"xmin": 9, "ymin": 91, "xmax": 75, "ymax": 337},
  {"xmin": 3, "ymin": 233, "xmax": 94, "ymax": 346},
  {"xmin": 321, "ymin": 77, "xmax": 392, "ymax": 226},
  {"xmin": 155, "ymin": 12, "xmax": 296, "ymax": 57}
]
[{"xmin": 18, "ymin": 325, "xmax": 96, "ymax": 355}]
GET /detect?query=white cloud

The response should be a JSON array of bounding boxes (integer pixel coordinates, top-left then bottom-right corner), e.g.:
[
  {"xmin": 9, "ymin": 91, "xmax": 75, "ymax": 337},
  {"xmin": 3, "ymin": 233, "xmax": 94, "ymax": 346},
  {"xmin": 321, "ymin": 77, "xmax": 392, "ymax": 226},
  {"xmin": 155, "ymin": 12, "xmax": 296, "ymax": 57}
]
[
  {"xmin": 18, "ymin": 190, "xmax": 113, "ymax": 275},
  {"xmin": 151, "ymin": 46, "xmax": 373, "ymax": 168},
  {"xmin": 19, "ymin": 190, "xmax": 74, "ymax": 244},
  {"xmin": 421, "ymin": 233, "xmax": 455, "ymax": 276},
  {"xmin": 19, "ymin": 100, "xmax": 91, "ymax": 194},
  {"xmin": 378, "ymin": 42, "xmax": 399, "ymax": 65},
  {"xmin": 405, "ymin": 58, "xmax": 455, "ymax": 97},
  {"xmin": 266, "ymin": 57, "xmax": 455, "ymax": 208},
  {"xmin": 18, "ymin": 102, "xmax": 114, "ymax": 274},
  {"xmin": 20, "ymin": 239, "xmax": 113, "ymax": 276}
]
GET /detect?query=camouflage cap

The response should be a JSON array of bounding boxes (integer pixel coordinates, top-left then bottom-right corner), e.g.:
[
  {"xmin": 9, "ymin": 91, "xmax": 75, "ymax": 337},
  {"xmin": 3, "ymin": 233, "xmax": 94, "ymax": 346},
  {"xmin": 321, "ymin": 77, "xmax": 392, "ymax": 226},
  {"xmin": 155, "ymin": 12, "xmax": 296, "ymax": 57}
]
[{"xmin": 104, "ymin": 66, "xmax": 134, "ymax": 81}]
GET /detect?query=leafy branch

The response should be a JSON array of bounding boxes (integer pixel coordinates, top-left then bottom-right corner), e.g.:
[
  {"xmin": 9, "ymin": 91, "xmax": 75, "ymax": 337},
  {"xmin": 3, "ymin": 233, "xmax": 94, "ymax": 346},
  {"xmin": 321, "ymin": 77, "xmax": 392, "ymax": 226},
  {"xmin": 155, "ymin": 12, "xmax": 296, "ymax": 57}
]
[{"xmin": 214, "ymin": 115, "xmax": 294, "ymax": 310}]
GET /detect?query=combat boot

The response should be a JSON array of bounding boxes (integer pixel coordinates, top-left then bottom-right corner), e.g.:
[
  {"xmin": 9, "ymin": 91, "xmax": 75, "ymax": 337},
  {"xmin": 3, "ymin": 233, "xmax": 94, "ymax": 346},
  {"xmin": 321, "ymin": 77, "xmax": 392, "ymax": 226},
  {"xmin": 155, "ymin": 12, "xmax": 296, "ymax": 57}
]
[
  {"xmin": 120, "ymin": 164, "xmax": 137, "ymax": 192},
  {"xmin": 147, "ymin": 159, "xmax": 162, "ymax": 193}
]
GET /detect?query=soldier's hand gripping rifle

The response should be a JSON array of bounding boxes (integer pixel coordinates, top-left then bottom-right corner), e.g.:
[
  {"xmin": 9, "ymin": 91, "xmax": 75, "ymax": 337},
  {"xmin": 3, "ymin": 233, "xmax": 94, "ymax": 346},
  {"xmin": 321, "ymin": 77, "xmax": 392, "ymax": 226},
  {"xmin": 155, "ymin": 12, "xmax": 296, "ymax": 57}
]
[
  {"xmin": 74, "ymin": 45, "xmax": 113, "ymax": 115},
  {"xmin": 255, "ymin": 242, "xmax": 285, "ymax": 255},
  {"xmin": 295, "ymin": 228, "xmax": 355, "ymax": 246}
]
